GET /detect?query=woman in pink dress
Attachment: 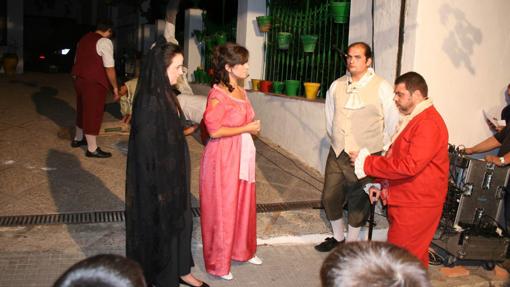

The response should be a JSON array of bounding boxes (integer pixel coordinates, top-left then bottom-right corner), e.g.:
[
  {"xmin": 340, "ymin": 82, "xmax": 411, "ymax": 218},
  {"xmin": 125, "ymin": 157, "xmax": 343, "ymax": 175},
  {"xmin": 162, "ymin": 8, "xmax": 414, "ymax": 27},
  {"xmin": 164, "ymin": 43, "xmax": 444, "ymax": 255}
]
[{"xmin": 199, "ymin": 43, "xmax": 262, "ymax": 280}]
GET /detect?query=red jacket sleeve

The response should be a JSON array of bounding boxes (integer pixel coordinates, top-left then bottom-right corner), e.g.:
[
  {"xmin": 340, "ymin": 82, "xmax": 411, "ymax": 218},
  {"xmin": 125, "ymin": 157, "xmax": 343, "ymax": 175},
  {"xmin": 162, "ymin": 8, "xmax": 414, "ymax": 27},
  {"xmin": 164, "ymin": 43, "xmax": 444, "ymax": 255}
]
[{"xmin": 364, "ymin": 119, "xmax": 443, "ymax": 180}]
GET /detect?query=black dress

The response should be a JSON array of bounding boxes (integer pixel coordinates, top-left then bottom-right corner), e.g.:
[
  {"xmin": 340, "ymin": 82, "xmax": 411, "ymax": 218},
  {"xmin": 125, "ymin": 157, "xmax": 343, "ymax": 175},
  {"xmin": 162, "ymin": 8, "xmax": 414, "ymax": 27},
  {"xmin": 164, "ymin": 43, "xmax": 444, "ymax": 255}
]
[{"xmin": 125, "ymin": 40, "xmax": 193, "ymax": 287}]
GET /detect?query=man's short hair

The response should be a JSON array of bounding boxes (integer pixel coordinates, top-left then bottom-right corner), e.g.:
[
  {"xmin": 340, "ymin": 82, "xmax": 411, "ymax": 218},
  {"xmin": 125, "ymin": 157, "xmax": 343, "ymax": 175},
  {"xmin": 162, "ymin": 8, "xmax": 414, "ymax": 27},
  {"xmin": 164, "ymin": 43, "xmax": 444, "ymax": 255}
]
[
  {"xmin": 347, "ymin": 42, "xmax": 373, "ymax": 60},
  {"xmin": 53, "ymin": 254, "xmax": 146, "ymax": 287},
  {"xmin": 395, "ymin": 71, "xmax": 428, "ymax": 98},
  {"xmin": 320, "ymin": 241, "xmax": 431, "ymax": 287},
  {"xmin": 96, "ymin": 19, "xmax": 113, "ymax": 32}
]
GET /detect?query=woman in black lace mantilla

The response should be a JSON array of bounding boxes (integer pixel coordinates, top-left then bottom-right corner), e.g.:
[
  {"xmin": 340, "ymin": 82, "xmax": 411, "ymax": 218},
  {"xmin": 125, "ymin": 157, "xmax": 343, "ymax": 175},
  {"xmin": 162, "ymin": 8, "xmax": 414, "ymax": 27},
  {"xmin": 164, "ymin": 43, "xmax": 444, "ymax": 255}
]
[{"xmin": 125, "ymin": 38, "xmax": 208, "ymax": 287}]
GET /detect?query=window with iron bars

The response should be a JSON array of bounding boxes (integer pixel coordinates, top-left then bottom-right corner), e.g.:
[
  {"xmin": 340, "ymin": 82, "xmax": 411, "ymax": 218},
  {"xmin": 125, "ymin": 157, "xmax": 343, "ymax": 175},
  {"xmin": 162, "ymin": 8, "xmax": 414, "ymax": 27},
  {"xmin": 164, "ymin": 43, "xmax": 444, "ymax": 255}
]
[{"xmin": 264, "ymin": 0, "xmax": 350, "ymax": 98}]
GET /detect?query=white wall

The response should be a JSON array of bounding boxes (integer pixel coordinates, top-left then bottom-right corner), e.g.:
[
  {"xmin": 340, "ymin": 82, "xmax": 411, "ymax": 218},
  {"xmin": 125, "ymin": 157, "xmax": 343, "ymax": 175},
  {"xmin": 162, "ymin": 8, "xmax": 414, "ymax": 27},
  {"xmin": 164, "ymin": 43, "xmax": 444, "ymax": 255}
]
[
  {"xmin": 236, "ymin": 0, "xmax": 266, "ymax": 88},
  {"xmin": 348, "ymin": 0, "xmax": 401, "ymax": 89},
  {"xmin": 247, "ymin": 92, "xmax": 329, "ymax": 174},
  {"xmin": 350, "ymin": 0, "xmax": 510, "ymax": 147},
  {"xmin": 184, "ymin": 9, "xmax": 203, "ymax": 82},
  {"xmin": 405, "ymin": 0, "xmax": 510, "ymax": 147}
]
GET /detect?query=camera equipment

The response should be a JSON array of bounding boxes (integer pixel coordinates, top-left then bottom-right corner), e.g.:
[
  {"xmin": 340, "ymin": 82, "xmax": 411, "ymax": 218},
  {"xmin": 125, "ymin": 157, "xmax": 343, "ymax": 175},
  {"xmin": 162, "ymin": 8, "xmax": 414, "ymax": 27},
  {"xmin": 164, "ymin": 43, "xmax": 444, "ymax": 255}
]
[{"xmin": 431, "ymin": 145, "xmax": 510, "ymax": 270}]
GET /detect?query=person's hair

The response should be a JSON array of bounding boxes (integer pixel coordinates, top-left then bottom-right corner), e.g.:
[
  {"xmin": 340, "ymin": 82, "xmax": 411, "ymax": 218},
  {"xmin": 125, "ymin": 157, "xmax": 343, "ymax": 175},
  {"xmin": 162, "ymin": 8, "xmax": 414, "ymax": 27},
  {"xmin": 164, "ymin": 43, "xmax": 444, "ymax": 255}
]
[
  {"xmin": 347, "ymin": 42, "xmax": 373, "ymax": 60},
  {"xmin": 159, "ymin": 42, "xmax": 184, "ymax": 115},
  {"xmin": 395, "ymin": 71, "xmax": 428, "ymax": 98},
  {"xmin": 53, "ymin": 254, "xmax": 146, "ymax": 287},
  {"xmin": 212, "ymin": 42, "xmax": 249, "ymax": 92},
  {"xmin": 320, "ymin": 241, "xmax": 431, "ymax": 287},
  {"xmin": 161, "ymin": 42, "xmax": 183, "ymax": 71},
  {"xmin": 96, "ymin": 19, "xmax": 114, "ymax": 32}
]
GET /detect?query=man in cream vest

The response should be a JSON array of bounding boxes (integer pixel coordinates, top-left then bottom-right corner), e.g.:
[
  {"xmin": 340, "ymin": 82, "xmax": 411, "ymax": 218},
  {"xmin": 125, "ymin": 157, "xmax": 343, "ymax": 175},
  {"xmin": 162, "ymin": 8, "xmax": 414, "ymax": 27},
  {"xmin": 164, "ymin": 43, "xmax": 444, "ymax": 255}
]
[{"xmin": 315, "ymin": 42, "xmax": 399, "ymax": 252}]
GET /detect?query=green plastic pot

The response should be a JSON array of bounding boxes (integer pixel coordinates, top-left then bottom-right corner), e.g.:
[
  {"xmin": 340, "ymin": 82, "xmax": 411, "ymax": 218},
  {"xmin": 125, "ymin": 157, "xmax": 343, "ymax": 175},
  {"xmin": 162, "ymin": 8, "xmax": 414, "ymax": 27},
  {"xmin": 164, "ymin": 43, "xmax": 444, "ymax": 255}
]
[
  {"xmin": 215, "ymin": 33, "xmax": 227, "ymax": 45},
  {"xmin": 330, "ymin": 2, "xmax": 350, "ymax": 24},
  {"xmin": 256, "ymin": 16, "xmax": 272, "ymax": 32},
  {"xmin": 278, "ymin": 32, "xmax": 292, "ymax": 50},
  {"xmin": 285, "ymin": 80, "xmax": 300, "ymax": 96},
  {"xmin": 193, "ymin": 69, "xmax": 202, "ymax": 83},
  {"xmin": 194, "ymin": 69, "xmax": 208, "ymax": 83},
  {"xmin": 205, "ymin": 38, "xmax": 215, "ymax": 51},
  {"xmin": 301, "ymin": 35, "xmax": 318, "ymax": 53},
  {"xmin": 272, "ymin": 81, "xmax": 284, "ymax": 94}
]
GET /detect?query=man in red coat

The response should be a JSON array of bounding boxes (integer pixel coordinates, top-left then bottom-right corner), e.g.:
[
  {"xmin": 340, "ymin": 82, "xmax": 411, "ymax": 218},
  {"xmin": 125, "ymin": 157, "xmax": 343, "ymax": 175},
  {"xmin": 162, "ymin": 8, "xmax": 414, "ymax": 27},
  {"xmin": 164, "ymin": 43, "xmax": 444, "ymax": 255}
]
[
  {"xmin": 351, "ymin": 71, "xmax": 449, "ymax": 267},
  {"xmin": 71, "ymin": 19, "xmax": 119, "ymax": 158}
]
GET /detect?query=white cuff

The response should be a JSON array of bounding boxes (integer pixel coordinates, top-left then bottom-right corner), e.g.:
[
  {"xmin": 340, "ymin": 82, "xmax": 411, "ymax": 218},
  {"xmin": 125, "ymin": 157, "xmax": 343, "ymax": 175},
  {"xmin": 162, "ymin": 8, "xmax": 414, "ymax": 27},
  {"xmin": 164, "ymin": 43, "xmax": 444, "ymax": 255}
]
[
  {"xmin": 363, "ymin": 183, "xmax": 381, "ymax": 194},
  {"xmin": 382, "ymin": 142, "xmax": 391, "ymax": 155},
  {"xmin": 354, "ymin": 148, "xmax": 370, "ymax": 179}
]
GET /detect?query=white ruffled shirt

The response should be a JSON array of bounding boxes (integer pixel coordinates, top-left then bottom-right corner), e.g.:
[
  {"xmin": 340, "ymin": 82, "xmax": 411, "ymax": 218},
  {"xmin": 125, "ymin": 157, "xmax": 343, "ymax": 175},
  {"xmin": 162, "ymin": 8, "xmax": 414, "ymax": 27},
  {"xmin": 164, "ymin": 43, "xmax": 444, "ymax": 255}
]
[{"xmin": 344, "ymin": 68, "xmax": 375, "ymax": 110}]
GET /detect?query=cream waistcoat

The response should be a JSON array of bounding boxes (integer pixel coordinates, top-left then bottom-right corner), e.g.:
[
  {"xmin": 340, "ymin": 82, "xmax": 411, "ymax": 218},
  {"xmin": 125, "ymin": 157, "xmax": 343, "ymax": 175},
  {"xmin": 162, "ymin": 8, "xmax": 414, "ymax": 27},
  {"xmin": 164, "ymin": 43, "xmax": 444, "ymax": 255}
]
[{"xmin": 331, "ymin": 75, "xmax": 385, "ymax": 155}]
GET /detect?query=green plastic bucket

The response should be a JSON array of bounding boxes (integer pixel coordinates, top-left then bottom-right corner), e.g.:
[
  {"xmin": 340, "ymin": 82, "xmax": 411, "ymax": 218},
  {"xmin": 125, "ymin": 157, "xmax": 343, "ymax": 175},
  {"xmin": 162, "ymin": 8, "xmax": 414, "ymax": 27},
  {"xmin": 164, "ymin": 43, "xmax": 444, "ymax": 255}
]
[
  {"xmin": 272, "ymin": 81, "xmax": 284, "ymax": 94},
  {"xmin": 256, "ymin": 16, "xmax": 272, "ymax": 32},
  {"xmin": 278, "ymin": 32, "xmax": 292, "ymax": 50},
  {"xmin": 301, "ymin": 35, "xmax": 318, "ymax": 53},
  {"xmin": 215, "ymin": 33, "xmax": 227, "ymax": 45},
  {"xmin": 330, "ymin": 2, "xmax": 350, "ymax": 24},
  {"xmin": 285, "ymin": 80, "xmax": 300, "ymax": 96}
]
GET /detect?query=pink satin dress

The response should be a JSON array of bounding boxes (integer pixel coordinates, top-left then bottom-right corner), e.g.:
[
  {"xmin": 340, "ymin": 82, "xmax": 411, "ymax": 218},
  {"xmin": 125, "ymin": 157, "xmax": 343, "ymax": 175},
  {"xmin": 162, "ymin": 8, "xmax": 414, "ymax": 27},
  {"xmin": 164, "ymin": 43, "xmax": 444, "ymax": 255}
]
[{"xmin": 199, "ymin": 85, "xmax": 257, "ymax": 276}]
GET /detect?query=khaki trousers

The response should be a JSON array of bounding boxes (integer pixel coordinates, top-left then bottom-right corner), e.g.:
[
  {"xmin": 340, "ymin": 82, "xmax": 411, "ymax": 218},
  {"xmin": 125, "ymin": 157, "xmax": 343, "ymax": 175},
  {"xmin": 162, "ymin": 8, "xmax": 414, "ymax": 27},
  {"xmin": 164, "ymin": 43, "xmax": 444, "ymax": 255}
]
[{"xmin": 321, "ymin": 148, "xmax": 373, "ymax": 227}]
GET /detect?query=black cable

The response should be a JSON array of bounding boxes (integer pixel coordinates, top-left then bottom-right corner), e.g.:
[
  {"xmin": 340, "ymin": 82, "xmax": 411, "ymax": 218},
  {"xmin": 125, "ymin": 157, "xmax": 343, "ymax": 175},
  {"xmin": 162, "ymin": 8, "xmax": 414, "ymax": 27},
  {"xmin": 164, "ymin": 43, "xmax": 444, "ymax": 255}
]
[
  {"xmin": 371, "ymin": 0, "xmax": 375, "ymax": 70},
  {"xmin": 395, "ymin": 0, "xmax": 407, "ymax": 77},
  {"xmin": 428, "ymin": 248, "xmax": 445, "ymax": 266},
  {"xmin": 256, "ymin": 137, "xmax": 391, "ymax": 216},
  {"xmin": 255, "ymin": 137, "xmax": 324, "ymax": 184},
  {"xmin": 255, "ymin": 148, "xmax": 323, "ymax": 193}
]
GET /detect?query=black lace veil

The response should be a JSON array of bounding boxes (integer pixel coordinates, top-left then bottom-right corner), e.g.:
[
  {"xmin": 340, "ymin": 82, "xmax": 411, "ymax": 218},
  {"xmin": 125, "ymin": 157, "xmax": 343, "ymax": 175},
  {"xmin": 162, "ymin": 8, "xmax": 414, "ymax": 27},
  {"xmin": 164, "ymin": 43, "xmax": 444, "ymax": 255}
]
[{"xmin": 125, "ymin": 37, "xmax": 188, "ymax": 278}]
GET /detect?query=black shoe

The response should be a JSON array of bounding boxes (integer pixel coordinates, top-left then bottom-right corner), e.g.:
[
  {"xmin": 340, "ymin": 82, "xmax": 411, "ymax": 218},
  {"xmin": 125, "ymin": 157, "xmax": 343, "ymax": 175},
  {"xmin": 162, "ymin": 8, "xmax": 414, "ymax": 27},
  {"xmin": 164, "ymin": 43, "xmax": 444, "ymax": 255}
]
[
  {"xmin": 71, "ymin": 138, "xmax": 87, "ymax": 148},
  {"xmin": 85, "ymin": 147, "xmax": 112, "ymax": 158},
  {"xmin": 314, "ymin": 237, "xmax": 345, "ymax": 252},
  {"xmin": 179, "ymin": 278, "xmax": 210, "ymax": 287}
]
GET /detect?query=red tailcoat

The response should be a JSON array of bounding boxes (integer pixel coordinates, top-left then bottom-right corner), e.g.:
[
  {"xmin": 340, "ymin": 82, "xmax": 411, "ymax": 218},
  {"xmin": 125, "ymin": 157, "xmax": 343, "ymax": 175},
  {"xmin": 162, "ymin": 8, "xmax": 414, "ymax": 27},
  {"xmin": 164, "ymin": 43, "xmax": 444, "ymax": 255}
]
[{"xmin": 364, "ymin": 106, "xmax": 449, "ymax": 267}]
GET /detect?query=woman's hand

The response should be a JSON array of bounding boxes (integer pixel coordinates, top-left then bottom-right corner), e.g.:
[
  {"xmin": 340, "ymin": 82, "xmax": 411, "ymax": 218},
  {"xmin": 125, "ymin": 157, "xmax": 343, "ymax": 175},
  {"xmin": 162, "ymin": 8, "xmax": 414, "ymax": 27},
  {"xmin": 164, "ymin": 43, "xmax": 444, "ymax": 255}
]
[{"xmin": 245, "ymin": 120, "xmax": 261, "ymax": 135}]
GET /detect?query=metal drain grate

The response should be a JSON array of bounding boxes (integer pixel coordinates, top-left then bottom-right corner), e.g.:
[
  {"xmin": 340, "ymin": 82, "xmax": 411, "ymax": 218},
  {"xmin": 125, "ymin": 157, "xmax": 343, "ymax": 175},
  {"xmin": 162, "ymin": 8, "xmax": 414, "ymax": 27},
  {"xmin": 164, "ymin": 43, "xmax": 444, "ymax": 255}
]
[
  {"xmin": 0, "ymin": 200, "xmax": 321, "ymax": 227},
  {"xmin": 256, "ymin": 200, "xmax": 321, "ymax": 213},
  {"xmin": 0, "ymin": 211, "xmax": 125, "ymax": 227}
]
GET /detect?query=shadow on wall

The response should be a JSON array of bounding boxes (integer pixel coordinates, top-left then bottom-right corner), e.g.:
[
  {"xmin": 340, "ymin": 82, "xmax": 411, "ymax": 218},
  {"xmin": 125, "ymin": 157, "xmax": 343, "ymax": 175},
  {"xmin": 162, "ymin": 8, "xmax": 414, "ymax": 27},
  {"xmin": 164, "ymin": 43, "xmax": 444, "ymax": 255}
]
[
  {"xmin": 440, "ymin": 3, "xmax": 482, "ymax": 75},
  {"xmin": 31, "ymin": 86, "xmax": 76, "ymax": 129},
  {"xmin": 46, "ymin": 149, "xmax": 125, "ymax": 254},
  {"xmin": 348, "ymin": 1, "xmax": 417, "ymax": 73}
]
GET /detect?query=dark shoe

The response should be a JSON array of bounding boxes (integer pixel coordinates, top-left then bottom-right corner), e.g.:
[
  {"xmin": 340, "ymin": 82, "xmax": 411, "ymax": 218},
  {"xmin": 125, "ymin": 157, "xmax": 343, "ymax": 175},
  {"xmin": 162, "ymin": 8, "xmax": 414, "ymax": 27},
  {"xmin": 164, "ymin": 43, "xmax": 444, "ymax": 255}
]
[
  {"xmin": 85, "ymin": 147, "xmax": 112, "ymax": 158},
  {"xmin": 179, "ymin": 278, "xmax": 210, "ymax": 287},
  {"xmin": 71, "ymin": 138, "xmax": 87, "ymax": 148},
  {"xmin": 314, "ymin": 237, "xmax": 345, "ymax": 252}
]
